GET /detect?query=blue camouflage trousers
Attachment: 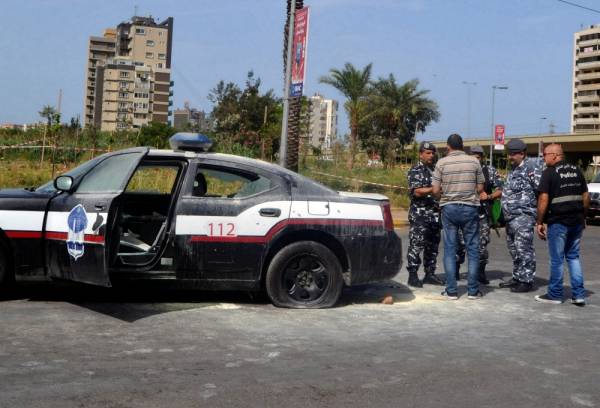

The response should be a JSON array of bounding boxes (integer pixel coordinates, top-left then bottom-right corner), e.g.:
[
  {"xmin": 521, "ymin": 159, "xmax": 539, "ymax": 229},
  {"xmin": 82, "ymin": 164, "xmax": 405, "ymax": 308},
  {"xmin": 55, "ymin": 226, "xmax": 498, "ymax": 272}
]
[
  {"xmin": 407, "ymin": 217, "xmax": 440, "ymax": 276},
  {"xmin": 505, "ymin": 215, "xmax": 536, "ymax": 283}
]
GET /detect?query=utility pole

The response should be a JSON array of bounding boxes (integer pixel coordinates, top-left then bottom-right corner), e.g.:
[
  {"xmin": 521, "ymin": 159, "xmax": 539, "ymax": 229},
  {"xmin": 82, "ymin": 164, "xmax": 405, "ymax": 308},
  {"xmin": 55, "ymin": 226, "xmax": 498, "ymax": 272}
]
[
  {"xmin": 279, "ymin": 0, "xmax": 296, "ymax": 167},
  {"xmin": 462, "ymin": 81, "xmax": 477, "ymax": 138}
]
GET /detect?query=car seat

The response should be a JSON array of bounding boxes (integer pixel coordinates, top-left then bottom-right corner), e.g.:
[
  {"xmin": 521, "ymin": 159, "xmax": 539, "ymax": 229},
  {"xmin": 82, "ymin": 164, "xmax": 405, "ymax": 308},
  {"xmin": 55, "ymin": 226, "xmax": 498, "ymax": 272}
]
[{"xmin": 193, "ymin": 172, "xmax": 207, "ymax": 197}]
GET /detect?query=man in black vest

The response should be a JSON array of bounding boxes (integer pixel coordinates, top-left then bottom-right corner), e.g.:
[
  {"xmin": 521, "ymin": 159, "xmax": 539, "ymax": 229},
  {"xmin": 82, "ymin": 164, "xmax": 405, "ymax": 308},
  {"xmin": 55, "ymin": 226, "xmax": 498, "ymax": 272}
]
[{"xmin": 535, "ymin": 144, "xmax": 589, "ymax": 306}]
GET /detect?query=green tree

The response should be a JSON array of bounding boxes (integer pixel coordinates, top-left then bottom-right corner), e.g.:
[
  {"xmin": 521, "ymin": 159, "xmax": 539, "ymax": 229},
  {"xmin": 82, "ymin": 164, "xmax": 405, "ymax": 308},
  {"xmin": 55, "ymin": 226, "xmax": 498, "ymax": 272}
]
[
  {"xmin": 319, "ymin": 62, "xmax": 373, "ymax": 169},
  {"xmin": 365, "ymin": 76, "xmax": 439, "ymax": 167},
  {"xmin": 137, "ymin": 122, "xmax": 176, "ymax": 149}
]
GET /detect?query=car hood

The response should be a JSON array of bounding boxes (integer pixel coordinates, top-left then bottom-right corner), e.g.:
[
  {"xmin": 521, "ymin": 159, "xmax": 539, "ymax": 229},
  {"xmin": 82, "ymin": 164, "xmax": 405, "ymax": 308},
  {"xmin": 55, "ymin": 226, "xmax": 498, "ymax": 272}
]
[{"xmin": 587, "ymin": 183, "xmax": 600, "ymax": 194}]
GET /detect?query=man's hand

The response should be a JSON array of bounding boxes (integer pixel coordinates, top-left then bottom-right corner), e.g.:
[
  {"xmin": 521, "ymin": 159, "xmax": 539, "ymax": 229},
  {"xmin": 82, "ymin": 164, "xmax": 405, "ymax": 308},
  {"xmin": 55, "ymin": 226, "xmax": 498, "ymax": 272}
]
[
  {"xmin": 536, "ymin": 223, "xmax": 547, "ymax": 240},
  {"xmin": 479, "ymin": 191, "xmax": 489, "ymax": 201}
]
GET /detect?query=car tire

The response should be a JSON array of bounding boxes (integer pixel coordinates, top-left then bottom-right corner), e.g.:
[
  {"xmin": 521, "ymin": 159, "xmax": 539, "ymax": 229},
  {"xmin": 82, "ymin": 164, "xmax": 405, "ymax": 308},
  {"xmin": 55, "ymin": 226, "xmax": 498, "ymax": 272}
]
[{"xmin": 266, "ymin": 241, "xmax": 343, "ymax": 309}]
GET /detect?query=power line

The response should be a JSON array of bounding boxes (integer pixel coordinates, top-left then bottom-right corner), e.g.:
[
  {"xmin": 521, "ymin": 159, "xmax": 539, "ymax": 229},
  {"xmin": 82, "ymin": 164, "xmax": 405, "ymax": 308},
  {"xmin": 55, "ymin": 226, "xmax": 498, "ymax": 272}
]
[{"xmin": 556, "ymin": 0, "xmax": 600, "ymax": 14}]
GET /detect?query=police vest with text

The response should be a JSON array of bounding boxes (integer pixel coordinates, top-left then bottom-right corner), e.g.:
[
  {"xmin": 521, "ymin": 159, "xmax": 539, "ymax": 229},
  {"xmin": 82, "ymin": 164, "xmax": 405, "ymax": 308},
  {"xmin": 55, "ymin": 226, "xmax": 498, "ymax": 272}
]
[{"xmin": 546, "ymin": 162, "xmax": 585, "ymax": 223}]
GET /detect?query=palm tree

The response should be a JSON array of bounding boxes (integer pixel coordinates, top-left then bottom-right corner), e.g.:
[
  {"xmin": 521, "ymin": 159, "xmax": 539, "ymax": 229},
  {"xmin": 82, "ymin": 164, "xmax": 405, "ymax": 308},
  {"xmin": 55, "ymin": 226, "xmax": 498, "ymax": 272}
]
[
  {"xmin": 319, "ymin": 63, "xmax": 372, "ymax": 169},
  {"xmin": 283, "ymin": 0, "xmax": 304, "ymax": 171},
  {"xmin": 369, "ymin": 76, "xmax": 439, "ymax": 166}
]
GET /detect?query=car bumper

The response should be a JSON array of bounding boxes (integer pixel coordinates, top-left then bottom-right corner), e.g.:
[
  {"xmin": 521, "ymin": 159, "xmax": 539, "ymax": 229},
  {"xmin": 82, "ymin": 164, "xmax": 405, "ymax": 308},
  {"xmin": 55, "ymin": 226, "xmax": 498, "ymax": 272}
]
[{"xmin": 344, "ymin": 231, "xmax": 402, "ymax": 285}]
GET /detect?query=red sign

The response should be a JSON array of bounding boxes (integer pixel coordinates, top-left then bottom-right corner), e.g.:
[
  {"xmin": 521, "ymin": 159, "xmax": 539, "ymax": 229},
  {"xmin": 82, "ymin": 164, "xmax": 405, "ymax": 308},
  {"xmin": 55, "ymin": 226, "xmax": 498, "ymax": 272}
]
[
  {"xmin": 290, "ymin": 7, "xmax": 310, "ymax": 97},
  {"xmin": 494, "ymin": 124, "xmax": 505, "ymax": 145}
]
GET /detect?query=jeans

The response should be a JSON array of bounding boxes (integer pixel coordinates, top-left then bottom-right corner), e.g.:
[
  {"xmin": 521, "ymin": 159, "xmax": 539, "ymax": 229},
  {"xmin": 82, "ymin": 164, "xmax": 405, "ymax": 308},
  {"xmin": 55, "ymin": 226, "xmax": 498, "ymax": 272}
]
[
  {"xmin": 441, "ymin": 204, "xmax": 480, "ymax": 295},
  {"xmin": 547, "ymin": 222, "xmax": 585, "ymax": 300}
]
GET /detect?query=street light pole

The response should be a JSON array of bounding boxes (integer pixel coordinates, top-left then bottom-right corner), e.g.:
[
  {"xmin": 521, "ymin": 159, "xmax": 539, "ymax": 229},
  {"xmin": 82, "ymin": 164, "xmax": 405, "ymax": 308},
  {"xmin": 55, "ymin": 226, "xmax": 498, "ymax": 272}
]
[
  {"xmin": 462, "ymin": 81, "xmax": 477, "ymax": 138},
  {"xmin": 490, "ymin": 85, "xmax": 508, "ymax": 166},
  {"xmin": 279, "ymin": 0, "xmax": 296, "ymax": 167}
]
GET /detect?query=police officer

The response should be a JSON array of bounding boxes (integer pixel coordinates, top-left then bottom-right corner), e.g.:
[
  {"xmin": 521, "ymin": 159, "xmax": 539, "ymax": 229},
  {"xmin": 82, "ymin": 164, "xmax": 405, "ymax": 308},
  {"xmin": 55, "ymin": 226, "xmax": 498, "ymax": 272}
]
[
  {"xmin": 456, "ymin": 145, "xmax": 503, "ymax": 284},
  {"xmin": 406, "ymin": 141, "xmax": 443, "ymax": 288},
  {"xmin": 500, "ymin": 138, "xmax": 542, "ymax": 293}
]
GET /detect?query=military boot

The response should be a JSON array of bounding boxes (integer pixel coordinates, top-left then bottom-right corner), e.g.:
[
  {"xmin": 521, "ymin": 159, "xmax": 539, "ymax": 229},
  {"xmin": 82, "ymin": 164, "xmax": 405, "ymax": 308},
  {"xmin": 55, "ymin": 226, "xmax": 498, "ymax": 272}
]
[
  {"xmin": 478, "ymin": 264, "xmax": 490, "ymax": 285},
  {"xmin": 423, "ymin": 272, "xmax": 445, "ymax": 286},
  {"xmin": 407, "ymin": 272, "xmax": 423, "ymax": 288}
]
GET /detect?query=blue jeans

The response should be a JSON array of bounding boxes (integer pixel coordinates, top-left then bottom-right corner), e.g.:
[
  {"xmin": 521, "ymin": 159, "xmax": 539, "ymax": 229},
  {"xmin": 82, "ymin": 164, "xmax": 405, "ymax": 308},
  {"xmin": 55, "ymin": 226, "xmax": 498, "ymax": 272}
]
[
  {"xmin": 547, "ymin": 223, "xmax": 585, "ymax": 300},
  {"xmin": 441, "ymin": 204, "xmax": 480, "ymax": 295}
]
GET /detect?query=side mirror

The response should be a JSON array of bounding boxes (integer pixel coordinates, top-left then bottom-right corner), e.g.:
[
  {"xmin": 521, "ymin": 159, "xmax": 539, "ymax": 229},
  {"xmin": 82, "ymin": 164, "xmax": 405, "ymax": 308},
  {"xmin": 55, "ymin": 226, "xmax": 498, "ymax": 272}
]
[{"xmin": 54, "ymin": 175, "xmax": 74, "ymax": 192}]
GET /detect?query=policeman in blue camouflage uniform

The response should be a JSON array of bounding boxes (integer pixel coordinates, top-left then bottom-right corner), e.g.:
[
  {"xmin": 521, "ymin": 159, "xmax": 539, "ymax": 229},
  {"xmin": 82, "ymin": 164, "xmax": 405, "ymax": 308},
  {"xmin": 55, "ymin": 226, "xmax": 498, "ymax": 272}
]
[
  {"xmin": 455, "ymin": 145, "xmax": 503, "ymax": 284},
  {"xmin": 406, "ymin": 141, "xmax": 444, "ymax": 288},
  {"xmin": 499, "ymin": 138, "xmax": 542, "ymax": 293}
]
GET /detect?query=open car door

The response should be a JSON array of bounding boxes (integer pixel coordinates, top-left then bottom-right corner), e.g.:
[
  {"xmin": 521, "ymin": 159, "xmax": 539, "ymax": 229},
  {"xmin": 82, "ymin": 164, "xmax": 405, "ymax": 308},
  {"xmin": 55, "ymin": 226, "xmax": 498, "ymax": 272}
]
[{"xmin": 45, "ymin": 151, "xmax": 146, "ymax": 286}]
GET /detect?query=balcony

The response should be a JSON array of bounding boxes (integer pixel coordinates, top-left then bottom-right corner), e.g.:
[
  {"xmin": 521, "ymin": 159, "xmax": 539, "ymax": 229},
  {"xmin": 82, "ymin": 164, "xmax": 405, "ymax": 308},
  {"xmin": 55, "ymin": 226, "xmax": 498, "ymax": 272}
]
[
  {"xmin": 577, "ymin": 49, "xmax": 600, "ymax": 58},
  {"xmin": 578, "ymin": 38, "xmax": 600, "ymax": 47},
  {"xmin": 576, "ymin": 106, "xmax": 600, "ymax": 114},
  {"xmin": 577, "ymin": 83, "xmax": 600, "ymax": 92},
  {"xmin": 576, "ymin": 72, "xmax": 600, "ymax": 81},
  {"xmin": 577, "ymin": 60, "xmax": 600, "ymax": 69},
  {"xmin": 576, "ymin": 94, "xmax": 600, "ymax": 102},
  {"xmin": 170, "ymin": 80, "xmax": 174, "ymax": 86},
  {"xmin": 574, "ymin": 117, "xmax": 599, "ymax": 125}
]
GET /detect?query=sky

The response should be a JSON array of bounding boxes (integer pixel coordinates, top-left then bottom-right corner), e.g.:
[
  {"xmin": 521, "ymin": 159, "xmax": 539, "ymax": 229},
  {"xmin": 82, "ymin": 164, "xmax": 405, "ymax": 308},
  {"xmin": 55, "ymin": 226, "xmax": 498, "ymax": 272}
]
[{"xmin": 1, "ymin": 0, "xmax": 600, "ymax": 141}]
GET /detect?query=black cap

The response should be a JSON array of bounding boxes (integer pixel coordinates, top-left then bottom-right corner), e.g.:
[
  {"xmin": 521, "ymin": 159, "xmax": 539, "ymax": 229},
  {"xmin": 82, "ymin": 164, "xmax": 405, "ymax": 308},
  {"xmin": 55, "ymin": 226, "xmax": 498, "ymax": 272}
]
[
  {"xmin": 469, "ymin": 145, "xmax": 484, "ymax": 155},
  {"xmin": 419, "ymin": 141, "xmax": 436, "ymax": 152},
  {"xmin": 506, "ymin": 138, "xmax": 527, "ymax": 153}
]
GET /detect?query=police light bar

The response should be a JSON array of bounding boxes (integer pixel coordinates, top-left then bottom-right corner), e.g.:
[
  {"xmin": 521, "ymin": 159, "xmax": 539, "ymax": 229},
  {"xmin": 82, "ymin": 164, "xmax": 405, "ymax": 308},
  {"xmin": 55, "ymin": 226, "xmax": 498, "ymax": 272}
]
[{"xmin": 169, "ymin": 133, "xmax": 213, "ymax": 152}]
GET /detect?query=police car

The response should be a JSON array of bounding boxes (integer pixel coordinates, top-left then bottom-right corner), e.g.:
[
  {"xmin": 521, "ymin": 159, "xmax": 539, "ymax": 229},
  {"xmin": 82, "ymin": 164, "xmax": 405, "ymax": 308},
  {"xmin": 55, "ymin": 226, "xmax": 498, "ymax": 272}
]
[{"xmin": 0, "ymin": 134, "xmax": 402, "ymax": 308}]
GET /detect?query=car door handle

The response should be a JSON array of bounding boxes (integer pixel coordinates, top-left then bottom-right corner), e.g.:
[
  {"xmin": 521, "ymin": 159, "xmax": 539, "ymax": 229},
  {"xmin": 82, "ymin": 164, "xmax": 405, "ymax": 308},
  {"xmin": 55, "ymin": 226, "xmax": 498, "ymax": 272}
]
[
  {"xmin": 259, "ymin": 208, "xmax": 281, "ymax": 217},
  {"xmin": 95, "ymin": 202, "xmax": 107, "ymax": 211}
]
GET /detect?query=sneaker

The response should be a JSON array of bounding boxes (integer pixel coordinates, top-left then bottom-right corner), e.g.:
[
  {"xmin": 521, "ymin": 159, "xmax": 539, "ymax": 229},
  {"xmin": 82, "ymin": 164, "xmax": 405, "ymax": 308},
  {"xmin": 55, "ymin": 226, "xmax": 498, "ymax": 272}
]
[
  {"xmin": 534, "ymin": 294, "xmax": 563, "ymax": 305},
  {"xmin": 571, "ymin": 298, "xmax": 586, "ymax": 307},
  {"xmin": 468, "ymin": 291, "xmax": 483, "ymax": 300},
  {"xmin": 441, "ymin": 290, "xmax": 458, "ymax": 300},
  {"xmin": 511, "ymin": 282, "xmax": 533, "ymax": 293},
  {"xmin": 499, "ymin": 278, "xmax": 519, "ymax": 289}
]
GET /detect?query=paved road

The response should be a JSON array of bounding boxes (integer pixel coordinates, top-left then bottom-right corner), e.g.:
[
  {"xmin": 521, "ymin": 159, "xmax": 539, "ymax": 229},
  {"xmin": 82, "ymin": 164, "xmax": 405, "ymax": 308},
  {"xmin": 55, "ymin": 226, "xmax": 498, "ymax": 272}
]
[{"xmin": 1, "ymin": 226, "xmax": 599, "ymax": 407}]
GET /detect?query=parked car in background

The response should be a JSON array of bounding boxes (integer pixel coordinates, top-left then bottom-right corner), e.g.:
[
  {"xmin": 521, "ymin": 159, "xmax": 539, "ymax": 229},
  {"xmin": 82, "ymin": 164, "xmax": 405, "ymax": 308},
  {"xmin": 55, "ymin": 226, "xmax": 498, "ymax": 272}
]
[
  {"xmin": 587, "ymin": 173, "xmax": 600, "ymax": 220},
  {"xmin": 0, "ymin": 134, "xmax": 402, "ymax": 308}
]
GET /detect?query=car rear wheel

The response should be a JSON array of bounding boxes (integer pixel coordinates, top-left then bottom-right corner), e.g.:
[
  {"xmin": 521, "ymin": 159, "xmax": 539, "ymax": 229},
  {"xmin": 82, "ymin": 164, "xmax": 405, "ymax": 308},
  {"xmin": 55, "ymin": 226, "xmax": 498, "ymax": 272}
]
[{"xmin": 266, "ymin": 241, "xmax": 343, "ymax": 309}]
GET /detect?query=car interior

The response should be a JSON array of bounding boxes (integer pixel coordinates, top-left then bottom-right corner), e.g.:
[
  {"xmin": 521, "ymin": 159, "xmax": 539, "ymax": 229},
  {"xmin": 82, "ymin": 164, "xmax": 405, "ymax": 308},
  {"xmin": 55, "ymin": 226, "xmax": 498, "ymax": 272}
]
[{"xmin": 109, "ymin": 160, "xmax": 183, "ymax": 267}]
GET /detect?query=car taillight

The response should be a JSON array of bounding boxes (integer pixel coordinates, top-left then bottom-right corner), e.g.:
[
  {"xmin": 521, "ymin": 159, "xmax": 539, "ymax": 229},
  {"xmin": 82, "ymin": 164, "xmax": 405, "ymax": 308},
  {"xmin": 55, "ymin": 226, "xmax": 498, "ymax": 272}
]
[{"xmin": 381, "ymin": 202, "xmax": 394, "ymax": 231}]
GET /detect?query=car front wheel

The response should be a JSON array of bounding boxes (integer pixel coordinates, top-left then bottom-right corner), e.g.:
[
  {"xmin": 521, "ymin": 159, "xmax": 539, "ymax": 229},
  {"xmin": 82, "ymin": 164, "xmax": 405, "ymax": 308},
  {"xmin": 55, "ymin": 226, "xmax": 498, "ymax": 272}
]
[{"xmin": 266, "ymin": 241, "xmax": 343, "ymax": 309}]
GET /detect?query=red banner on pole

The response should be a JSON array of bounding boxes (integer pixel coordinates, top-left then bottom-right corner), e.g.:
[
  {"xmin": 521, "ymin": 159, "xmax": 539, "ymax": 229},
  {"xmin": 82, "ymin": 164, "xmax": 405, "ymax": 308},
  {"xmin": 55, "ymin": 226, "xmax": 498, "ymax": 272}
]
[
  {"xmin": 494, "ymin": 124, "xmax": 505, "ymax": 146},
  {"xmin": 290, "ymin": 7, "xmax": 310, "ymax": 97}
]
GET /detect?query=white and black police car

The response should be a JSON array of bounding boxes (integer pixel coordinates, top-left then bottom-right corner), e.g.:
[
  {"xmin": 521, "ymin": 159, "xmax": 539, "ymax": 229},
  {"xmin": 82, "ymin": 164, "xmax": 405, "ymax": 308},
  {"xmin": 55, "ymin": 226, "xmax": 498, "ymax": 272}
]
[{"xmin": 0, "ymin": 133, "xmax": 402, "ymax": 308}]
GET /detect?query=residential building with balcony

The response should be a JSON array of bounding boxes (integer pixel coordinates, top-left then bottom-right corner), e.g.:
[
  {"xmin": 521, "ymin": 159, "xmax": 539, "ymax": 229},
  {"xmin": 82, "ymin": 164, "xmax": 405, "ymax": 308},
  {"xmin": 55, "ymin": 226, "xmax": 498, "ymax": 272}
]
[
  {"xmin": 83, "ymin": 16, "xmax": 174, "ymax": 130},
  {"xmin": 307, "ymin": 93, "xmax": 338, "ymax": 152},
  {"xmin": 572, "ymin": 25, "xmax": 600, "ymax": 133}
]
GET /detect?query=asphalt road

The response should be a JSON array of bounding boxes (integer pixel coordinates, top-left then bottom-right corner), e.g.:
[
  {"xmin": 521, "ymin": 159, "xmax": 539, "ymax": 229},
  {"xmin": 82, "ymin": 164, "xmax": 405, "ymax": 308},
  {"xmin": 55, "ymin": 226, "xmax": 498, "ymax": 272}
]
[{"xmin": 1, "ymin": 226, "xmax": 599, "ymax": 408}]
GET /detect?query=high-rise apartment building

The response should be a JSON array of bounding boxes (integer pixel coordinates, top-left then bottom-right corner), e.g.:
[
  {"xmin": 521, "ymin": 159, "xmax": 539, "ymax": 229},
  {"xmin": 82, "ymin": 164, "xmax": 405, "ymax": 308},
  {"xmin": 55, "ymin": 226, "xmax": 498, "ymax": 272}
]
[
  {"xmin": 572, "ymin": 25, "xmax": 600, "ymax": 133},
  {"xmin": 307, "ymin": 93, "xmax": 338, "ymax": 151},
  {"xmin": 83, "ymin": 16, "xmax": 173, "ymax": 131}
]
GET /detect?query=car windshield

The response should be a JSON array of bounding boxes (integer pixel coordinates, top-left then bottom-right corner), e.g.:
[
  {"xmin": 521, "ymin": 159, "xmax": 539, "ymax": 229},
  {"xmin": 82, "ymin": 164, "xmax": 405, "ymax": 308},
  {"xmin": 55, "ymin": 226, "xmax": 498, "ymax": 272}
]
[
  {"xmin": 35, "ymin": 157, "xmax": 103, "ymax": 193},
  {"xmin": 593, "ymin": 173, "xmax": 600, "ymax": 183}
]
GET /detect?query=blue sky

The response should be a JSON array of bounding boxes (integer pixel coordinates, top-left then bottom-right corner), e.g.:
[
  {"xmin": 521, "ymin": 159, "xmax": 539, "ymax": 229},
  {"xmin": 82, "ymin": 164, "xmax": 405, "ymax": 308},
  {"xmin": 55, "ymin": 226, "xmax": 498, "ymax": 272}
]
[{"xmin": 1, "ymin": 0, "xmax": 599, "ymax": 141}]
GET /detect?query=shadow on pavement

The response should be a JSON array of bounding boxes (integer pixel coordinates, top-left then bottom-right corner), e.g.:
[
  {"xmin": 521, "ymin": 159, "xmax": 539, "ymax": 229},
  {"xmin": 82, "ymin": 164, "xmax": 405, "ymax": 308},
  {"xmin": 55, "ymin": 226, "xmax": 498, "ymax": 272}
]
[{"xmin": 338, "ymin": 280, "xmax": 416, "ymax": 306}]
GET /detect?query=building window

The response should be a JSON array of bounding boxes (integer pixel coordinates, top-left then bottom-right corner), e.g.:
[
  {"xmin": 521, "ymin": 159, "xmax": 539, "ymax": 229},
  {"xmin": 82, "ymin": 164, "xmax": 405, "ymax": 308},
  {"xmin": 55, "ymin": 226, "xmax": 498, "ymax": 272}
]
[
  {"xmin": 119, "ymin": 71, "xmax": 129, "ymax": 78},
  {"xmin": 146, "ymin": 52, "xmax": 154, "ymax": 59},
  {"xmin": 146, "ymin": 40, "xmax": 155, "ymax": 47},
  {"xmin": 119, "ymin": 92, "xmax": 128, "ymax": 98},
  {"xmin": 158, "ymin": 53, "xmax": 166, "ymax": 60},
  {"xmin": 134, "ymin": 92, "xmax": 149, "ymax": 98},
  {"xmin": 156, "ymin": 63, "xmax": 163, "ymax": 69},
  {"xmin": 135, "ymin": 28, "xmax": 145, "ymax": 35},
  {"xmin": 134, "ymin": 113, "xmax": 148, "ymax": 119},
  {"xmin": 158, "ymin": 31, "xmax": 163, "ymax": 36}
]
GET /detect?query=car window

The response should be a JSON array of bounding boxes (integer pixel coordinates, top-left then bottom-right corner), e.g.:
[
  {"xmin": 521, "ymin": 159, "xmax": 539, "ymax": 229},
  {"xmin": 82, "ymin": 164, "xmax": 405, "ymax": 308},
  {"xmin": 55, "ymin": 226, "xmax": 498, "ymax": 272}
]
[
  {"xmin": 76, "ymin": 152, "xmax": 144, "ymax": 194},
  {"xmin": 193, "ymin": 167, "xmax": 273, "ymax": 198},
  {"xmin": 36, "ymin": 156, "xmax": 104, "ymax": 192},
  {"xmin": 125, "ymin": 164, "xmax": 180, "ymax": 194},
  {"xmin": 594, "ymin": 173, "xmax": 600, "ymax": 183}
]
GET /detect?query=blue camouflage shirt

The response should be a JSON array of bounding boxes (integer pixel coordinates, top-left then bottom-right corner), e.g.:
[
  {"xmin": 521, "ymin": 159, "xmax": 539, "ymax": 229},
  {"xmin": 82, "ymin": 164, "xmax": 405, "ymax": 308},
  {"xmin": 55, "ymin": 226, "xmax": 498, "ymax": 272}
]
[{"xmin": 501, "ymin": 157, "xmax": 542, "ymax": 220}]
